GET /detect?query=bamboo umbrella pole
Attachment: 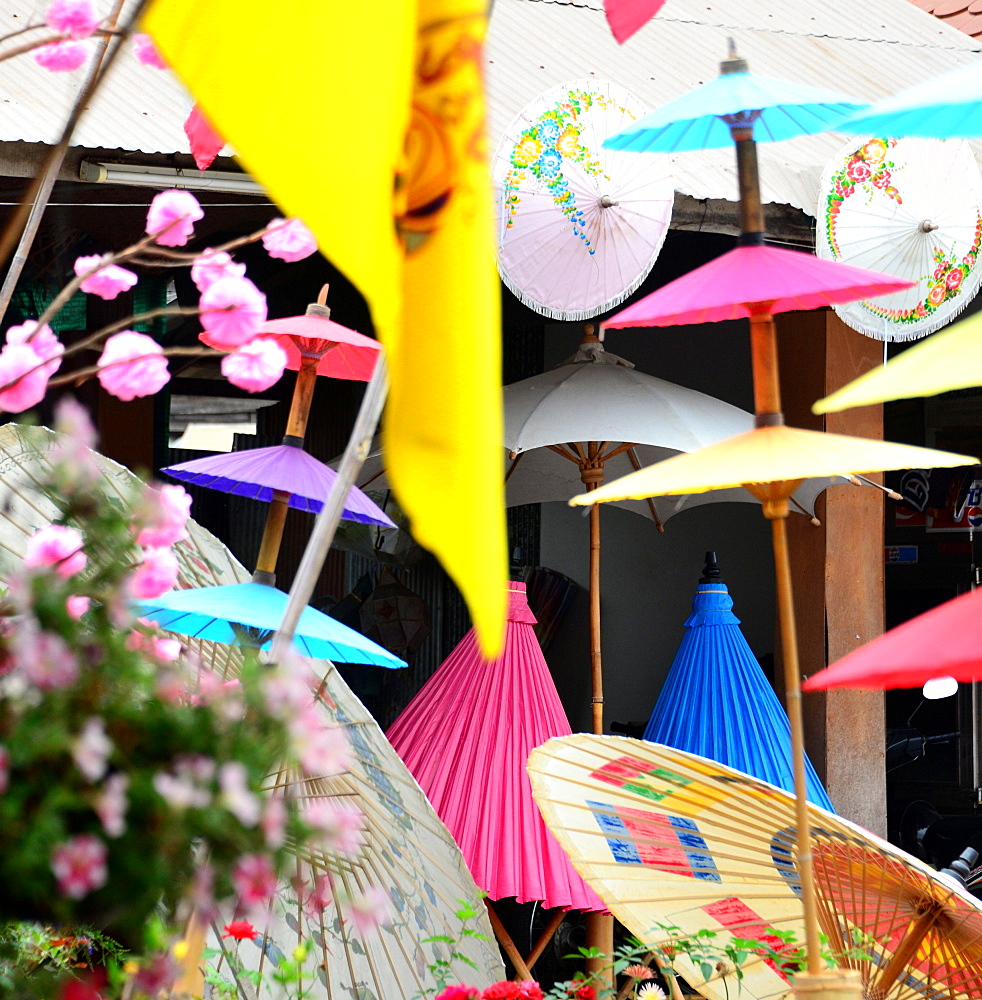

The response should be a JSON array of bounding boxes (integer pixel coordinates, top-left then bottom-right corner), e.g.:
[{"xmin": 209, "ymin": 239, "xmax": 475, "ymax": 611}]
[
  {"xmin": 723, "ymin": 49, "xmax": 827, "ymax": 982},
  {"xmin": 251, "ymin": 285, "xmax": 334, "ymax": 586}
]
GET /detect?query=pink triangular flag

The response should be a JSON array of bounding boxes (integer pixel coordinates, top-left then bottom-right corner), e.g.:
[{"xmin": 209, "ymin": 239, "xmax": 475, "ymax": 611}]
[
  {"xmin": 604, "ymin": 0, "xmax": 664, "ymax": 43},
  {"xmin": 184, "ymin": 104, "xmax": 226, "ymax": 170}
]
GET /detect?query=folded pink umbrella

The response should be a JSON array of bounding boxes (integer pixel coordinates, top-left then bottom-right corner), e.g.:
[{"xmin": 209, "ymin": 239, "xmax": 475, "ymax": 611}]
[{"xmin": 387, "ymin": 583, "xmax": 605, "ymax": 912}]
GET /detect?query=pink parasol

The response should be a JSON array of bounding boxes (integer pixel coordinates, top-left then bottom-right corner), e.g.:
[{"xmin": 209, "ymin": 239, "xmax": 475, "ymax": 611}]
[
  {"xmin": 604, "ymin": 244, "xmax": 915, "ymax": 329},
  {"xmin": 387, "ymin": 582, "xmax": 605, "ymax": 916}
]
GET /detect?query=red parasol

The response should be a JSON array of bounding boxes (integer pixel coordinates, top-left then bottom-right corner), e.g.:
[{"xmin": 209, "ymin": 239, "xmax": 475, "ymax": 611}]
[{"xmin": 803, "ymin": 586, "xmax": 982, "ymax": 692}]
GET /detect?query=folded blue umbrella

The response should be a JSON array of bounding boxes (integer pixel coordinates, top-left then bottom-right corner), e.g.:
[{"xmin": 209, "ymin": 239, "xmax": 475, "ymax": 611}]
[
  {"xmin": 603, "ymin": 63, "xmax": 868, "ymax": 153},
  {"xmin": 644, "ymin": 553, "xmax": 834, "ymax": 811},
  {"xmin": 134, "ymin": 581, "xmax": 406, "ymax": 669}
]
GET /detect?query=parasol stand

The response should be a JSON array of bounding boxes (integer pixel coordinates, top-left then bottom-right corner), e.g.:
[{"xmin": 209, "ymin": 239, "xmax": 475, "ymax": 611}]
[
  {"xmin": 252, "ymin": 285, "xmax": 344, "ymax": 586},
  {"xmin": 723, "ymin": 47, "xmax": 852, "ymax": 996}
]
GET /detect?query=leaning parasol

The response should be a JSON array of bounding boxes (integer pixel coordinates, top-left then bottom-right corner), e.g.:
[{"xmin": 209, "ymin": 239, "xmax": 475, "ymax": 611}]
[
  {"xmin": 644, "ymin": 552, "xmax": 834, "ymax": 811},
  {"xmin": 816, "ymin": 135, "xmax": 982, "ymax": 341},
  {"xmin": 493, "ymin": 79, "xmax": 674, "ymax": 320},
  {"xmin": 387, "ymin": 582, "xmax": 605, "ymax": 977},
  {"xmin": 529, "ymin": 734, "xmax": 982, "ymax": 1000}
]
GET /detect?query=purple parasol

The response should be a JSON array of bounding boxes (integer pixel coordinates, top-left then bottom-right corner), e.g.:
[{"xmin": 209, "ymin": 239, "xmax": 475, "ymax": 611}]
[{"xmin": 163, "ymin": 444, "xmax": 394, "ymax": 526}]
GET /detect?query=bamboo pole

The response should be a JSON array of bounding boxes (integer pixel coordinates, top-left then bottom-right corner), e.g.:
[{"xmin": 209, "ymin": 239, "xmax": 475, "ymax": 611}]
[
  {"xmin": 524, "ymin": 909, "xmax": 566, "ymax": 971},
  {"xmin": 484, "ymin": 899, "xmax": 534, "ymax": 981}
]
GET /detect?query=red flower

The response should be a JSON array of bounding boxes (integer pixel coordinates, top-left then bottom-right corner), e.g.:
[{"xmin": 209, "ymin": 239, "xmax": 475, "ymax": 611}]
[
  {"xmin": 568, "ymin": 984, "xmax": 595, "ymax": 1000},
  {"xmin": 518, "ymin": 982, "xmax": 544, "ymax": 1000},
  {"xmin": 222, "ymin": 920, "xmax": 257, "ymax": 940},
  {"xmin": 483, "ymin": 983, "xmax": 522, "ymax": 1000},
  {"xmin": 946, "ymin": 268, "xmax": 963, "ymax": 290},
  {"xmin": 846, "ymin": 159, "xmax": 871, "ymax": 183},
  {"xmin": 436, "ymin": 989, "xmax": 480, "ymax": 1000},
  {"xmin": 436, "ymin": 988, "xmax": 480, "ymax": 1000},
  {"xmin": 59, "ymin": 971, "xmax": 107, "ymax": 1000}
]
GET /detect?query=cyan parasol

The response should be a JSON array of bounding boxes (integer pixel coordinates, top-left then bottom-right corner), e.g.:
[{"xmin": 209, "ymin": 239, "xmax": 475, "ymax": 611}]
[
  {"xmin": 133, "ymin": 581, "xmax": 406, "ymax": 668},
  {"xmin": 644, "ymin": 553, "xmax": 833, "ymax": 811}
]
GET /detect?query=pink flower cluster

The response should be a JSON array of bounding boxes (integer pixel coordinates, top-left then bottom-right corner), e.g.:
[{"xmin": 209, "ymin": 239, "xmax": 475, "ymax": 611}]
[
  {"xmin": 97, "ymin": 331, "xmax": 169, "ymax": 401},
  {"xmin": 127, "ymin": 545, "xmax": 179, "ymax": 599},
  {"xmin": 0, "ymin": 322, "xmax": 64, "ymax": 414},
  {"xmin": 304, "ymin": 799, "xmax": 364, "ymax": 855},
  {"xmin": 51, "ymin": 833, "xmax": 108, "ymax": 899},
  {"xmin": 24, "ymin": 524, "xmax": 86, "ymax": 577},
  {"xmin": 74, "ymin": 255, "xmax": 138, "ymax": 300},
  {"xmin": 136, "ymin": 483, "xmax": 191, "ymax": 548}
]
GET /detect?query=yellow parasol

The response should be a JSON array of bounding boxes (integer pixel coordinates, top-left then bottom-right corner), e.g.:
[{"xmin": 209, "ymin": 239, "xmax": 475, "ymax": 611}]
[
  {"xmin": 814, "ymin": 310, "xmax": 982, "ymax": 414},
  {"xmin": 528, "ymin": 735, "xmax": 982, "ymax": 1000}
]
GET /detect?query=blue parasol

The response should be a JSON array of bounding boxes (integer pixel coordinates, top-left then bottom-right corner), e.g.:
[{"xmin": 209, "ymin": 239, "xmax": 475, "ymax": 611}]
[
  {"xmin": 603, "ymin": 56, "xmax": 868, "ymax": 153},
  {"xmin": 838, "ymin": 59, "xmax": 982, "ymax": 140},
  {"xmin": 133, "ymin": 581, "xmax": 406, "ymax": 668},
  {"xmin": 643, "ymin": 553, "xmax": 834, "ymax": 811}
]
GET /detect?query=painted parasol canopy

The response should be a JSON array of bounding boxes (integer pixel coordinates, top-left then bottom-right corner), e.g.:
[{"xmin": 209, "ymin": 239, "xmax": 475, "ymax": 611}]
[
  {"xmin": 528, "ymin": 735, "xmax": 982, "ymax": 1000},
  {"xmin": 816, "ymin": 136, "xmax": 982, "ymax": 341},
  {"xmin": 494, "ymin": 79, "xmax": 674, "ymax": 320}
]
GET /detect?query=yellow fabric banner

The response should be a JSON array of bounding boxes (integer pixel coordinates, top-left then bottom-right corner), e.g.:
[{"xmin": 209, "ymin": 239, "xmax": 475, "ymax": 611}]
[{"xmin": 144, "ymin": 0, "xmax": 506, "ymax": 654}]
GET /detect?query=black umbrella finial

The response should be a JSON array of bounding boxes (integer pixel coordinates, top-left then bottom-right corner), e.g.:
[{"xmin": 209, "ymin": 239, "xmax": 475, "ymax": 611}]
[
  {"xmin": 721, "ymin": 39, "xmax": 748, "ymax": 76},
  {"xmin": 700, "ymin": 552, "xmax": 723, "ymax": 584}
]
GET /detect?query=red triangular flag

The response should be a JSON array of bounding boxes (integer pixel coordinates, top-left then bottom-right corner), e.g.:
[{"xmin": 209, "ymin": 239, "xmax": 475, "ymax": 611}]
[
  {"xmin": 184, "ymin": 104, "xmax": 226, "ymax": 170},
  {"xmin": 604, "ymin": 0, "xmax": 664, "ymax": 43}
]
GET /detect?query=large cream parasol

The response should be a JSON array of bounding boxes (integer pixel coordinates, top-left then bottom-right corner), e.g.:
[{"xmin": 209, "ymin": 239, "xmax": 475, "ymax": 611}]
[
  {"xmin": 0, "ymin": 423, "xmax": 504, "ymax": 997},
  {"xmin": 528, "ymin": 735, "xmax": 982, "ymax": 1000}
]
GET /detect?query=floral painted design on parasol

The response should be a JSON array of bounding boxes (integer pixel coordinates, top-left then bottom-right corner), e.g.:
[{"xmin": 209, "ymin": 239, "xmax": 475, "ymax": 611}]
[
  {"xmin": 818, "ymin": 136, "xmax": 982, "ymax": 340},
  {"xmin": 494, "ymin": 80, "xmax": 673, "ymax": 320}
]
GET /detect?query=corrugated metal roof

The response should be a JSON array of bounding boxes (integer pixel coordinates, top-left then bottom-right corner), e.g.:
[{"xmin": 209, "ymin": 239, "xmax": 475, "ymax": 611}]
[
  {"xmin": 0, "ymin": 0, "xmax": 193, "ymax": 154},
  {"xmin": 485, "ymin": 0, "xmax": 982, "ymax": 219}
]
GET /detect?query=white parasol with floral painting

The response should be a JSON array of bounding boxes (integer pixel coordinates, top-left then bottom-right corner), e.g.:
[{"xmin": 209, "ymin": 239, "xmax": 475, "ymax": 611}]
[
  {"xmin": 493, "ymin": 80, "xmax": 674, "ymax": 321},
  {"xmin": 816, "ymin": 135, "xmax": 982, "ymax": 341}
]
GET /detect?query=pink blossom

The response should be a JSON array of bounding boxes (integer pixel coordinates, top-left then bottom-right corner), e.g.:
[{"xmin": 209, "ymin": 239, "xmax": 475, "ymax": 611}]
[
  {"xmin": 34, "ymin": 39, "xmax": 88, "ymax": 71},
  {"xmin": 6, "ymin": 321, "xmax": 64, "ymax": 377},
  {"xmin": 131, "ymin": 32, "xmax": 167, "ymax": 68},
  {"xmin": 51, "ymin": 396, "xmax": 99, "ymax": 478},
  {"xmin": 0, "ymin": 343, "xmax": 50, "ymax": 412},
  {"xmin": 289, "ymin": 706, "xmax": 352, "ymax": 777},
  {"xmin": 137, "ymin": 482, "xmax": 191, "ymax": 548},
  {"xmin": 66, "ymin": 595, "xmax": 90, "ymax": 619},
  {"xmin": 153, "ymin": 637, "xmax": 181, "ymax": 661},
  {"xmin": 198, "ymin": 276, "xmax": 267, "ymax": 349},
  {"xmin": 261, "ymin": 217, "xmax": 317, "ymax": 263},
  {"xmin": 347, "ymin": 886, "xmax": 392, "ymax": 935},
  {"xmin": 74, "ymin": 254, "xmax": 138, "ymax": 300},
  {"xmin": 305, "ymin": 800, "xmax": 365, "ymax": 856},
  {"xmin": 232, "ymin": 853, "xmax": 278, "ymax": 907},
  {"xmin": 72, "ymin": 717, "xmax": 113, "ymax": 782},
  {"xmin": 263, "ymin": 654, "xmax": 315, "ymax": 717},
  {"xmin": 190, "ymin": 862, "xmax": 216, "ymax": 921},
  {"xmin": 191, "ymin": 250, "xmax": 245, "ymax": 293},
  {"xmin": 146, "ymin": 190, "xmax": 203, "ymax": 246},
  {"xmin": 15, "ymin": 628, "xmax": 78, "ymax": 689},
  {"xmin": 95, "ymin": 773, "xmax": 129, "ymax": 837},
  {"xmin": 219, "ymin": 761, "xmax": 261, "ymax": 827},
  {"xmin": 51, "ymin": 834, "xmax": 108, "ymax": 899},
  {"xmin": 128, "ymin": 546, "xmax": 179, "ymax": 599},
  {"xmin": 0, "ymin": 744, "xmax": 8, "ymax": 794},
  {"xmin": 24, "ymin": 524, "xmax": 86, "ymax": 577},
  {"xmin": 222, "ymin": 338, "xmax": 287, "ymax": 392},
  {"xmin": 299, "ymin": 873, "xmax": 333, "ymax": 916},
  {"xmin": 153, "ymin": 755, "xmax": 214, "ymax": 810},
  {"xmin": 97, "ymin": 331, "xmax": 169, "ymax": 400},
  {"xmin": 46, "ymin": 0, "xmax": 99, "ymax": 37},
  {"xmin": 260, "ymin": 797, "xmax": 286, "ymax": 849}
]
